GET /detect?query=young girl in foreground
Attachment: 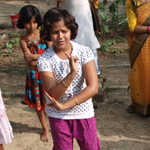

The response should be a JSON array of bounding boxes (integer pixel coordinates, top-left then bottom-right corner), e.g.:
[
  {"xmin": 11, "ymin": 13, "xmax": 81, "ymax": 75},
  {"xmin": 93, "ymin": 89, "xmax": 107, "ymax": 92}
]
[
  {"xmin": 17, "ymin": 5, "xmax": 52, "ymax": 142},
  {"xmin": 37, "ymin": 8, "xmax": 100, "ymax": 149},
  {"xmin": 0, "ymin": 86, "xmax": 13, "ymax": 150}
]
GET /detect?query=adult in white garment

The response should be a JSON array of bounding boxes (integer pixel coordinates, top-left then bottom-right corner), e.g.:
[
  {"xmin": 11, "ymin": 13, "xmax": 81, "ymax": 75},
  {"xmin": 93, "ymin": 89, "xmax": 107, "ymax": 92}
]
[{"xmin": 60, "ymin": 0, "xmax": 101, "ymax": 75}]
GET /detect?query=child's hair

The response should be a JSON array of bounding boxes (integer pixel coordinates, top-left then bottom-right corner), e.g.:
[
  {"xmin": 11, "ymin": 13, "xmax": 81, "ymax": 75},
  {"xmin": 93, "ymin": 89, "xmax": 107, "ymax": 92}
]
[
  {"xmin": 40, "ymin": 8, "xmax": 78, "ymax": 41},
  {"xmin": 17, "ymin": 5, "xmax": 42, "ymax": 29}
]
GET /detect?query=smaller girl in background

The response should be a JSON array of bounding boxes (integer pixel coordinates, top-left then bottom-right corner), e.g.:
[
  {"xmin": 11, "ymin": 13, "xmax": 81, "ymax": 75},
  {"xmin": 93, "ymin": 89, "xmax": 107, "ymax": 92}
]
[
  {"xmin": 17, "ymin": 5, "xmax": 52, "ymax": 142},
  {"xmin": 0, "ymin": 86, "xmax": 14, "ymax": 150},
  {"xmin": 37, "ymin": 8, "xmax": 100, "ymax": 149}
]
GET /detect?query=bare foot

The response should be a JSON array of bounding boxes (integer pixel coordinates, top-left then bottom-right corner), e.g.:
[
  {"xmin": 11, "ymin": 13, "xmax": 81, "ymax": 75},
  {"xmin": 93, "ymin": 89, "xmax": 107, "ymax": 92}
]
[
  {"xmin": 0, "ymin": 144, "xmax": 4, "ymax": 150},
  {"xmin": 40, "ymin": 129, "xmax": 49, "ymax": 142}
]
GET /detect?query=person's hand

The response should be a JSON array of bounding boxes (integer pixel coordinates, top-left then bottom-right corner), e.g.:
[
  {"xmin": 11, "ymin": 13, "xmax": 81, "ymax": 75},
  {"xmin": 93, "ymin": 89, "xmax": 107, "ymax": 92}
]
[
  {"xmin": 45, "ymin": 91, "xmax": 65, "ymax": 111},
  {"xmin": 65, "ymin": 52, "xmax": 79, "ymax": 75}
]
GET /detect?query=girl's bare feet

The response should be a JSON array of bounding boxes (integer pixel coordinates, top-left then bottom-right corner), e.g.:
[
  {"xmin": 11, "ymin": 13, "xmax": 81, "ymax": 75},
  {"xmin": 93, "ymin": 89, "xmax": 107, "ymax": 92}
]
[
  {"xmin": 40, "ymin": 129, "xmax": 49, "ymax": 142},
  {"xmin": 0, "ymin": 144, "xmax": 4, "ymax": 150},
  {"xmin": 36, "ymin": 109, "xmax": 49, "ymax": 142},
  {"xmin": 127, "ymin": 105, "xmax": 135, "ymax": 113}
]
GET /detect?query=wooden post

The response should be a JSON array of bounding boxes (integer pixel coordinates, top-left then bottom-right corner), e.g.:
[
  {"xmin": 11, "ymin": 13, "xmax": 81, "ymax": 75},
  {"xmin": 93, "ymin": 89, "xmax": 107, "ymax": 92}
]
[{"xmin": 57, "ymin": 1, "xmax": 60, "ymax": 8}]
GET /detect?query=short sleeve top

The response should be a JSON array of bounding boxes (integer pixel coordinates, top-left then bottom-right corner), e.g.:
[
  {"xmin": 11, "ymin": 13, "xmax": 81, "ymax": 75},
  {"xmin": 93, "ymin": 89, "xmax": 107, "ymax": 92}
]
[{"xmin": 37, "ymin": 41, "xmax": 95, "ymax": 119}]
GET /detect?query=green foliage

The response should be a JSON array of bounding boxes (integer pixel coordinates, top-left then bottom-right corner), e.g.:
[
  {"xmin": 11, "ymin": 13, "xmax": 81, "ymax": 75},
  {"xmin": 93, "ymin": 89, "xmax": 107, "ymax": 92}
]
[
  {"xmin": 100, "ymin": 40, "xmax": 116, "ymax": 53},
  {"xmin": 100, "ymin": 38, "xmax": 127, "ymax": 53},
  {"xmin": 15, "ymin": 37, "xmax": 20, "ymax": 42},
  {"xmin": 98, "ymin": 3, "xmax": 105, "ymax": 11},
  {"xmin": 5, "ymin": 43, "xmax": 13, "ymax": 49},
  {"xmin": 0, "ymin": 68, "xmax": 26, "ymax": 75},
  {"xmin": 10, "ymin": 40, "xmax": 15, "ymax": 44},
  {"xmin": 109, "ymin": 3, "xmax": 116, "ymax": 13},
  {"xmin": 8, "ymin": 33, "xmax": 21, "ymax": 37},
  {"xmin": 99, "ymin": 12, "xmax": 107, "ymax": 21},
  {"xmin": 13, "ymin": 54, "xmax": 18, "ymax": 58},
  {"xmin": 5, "ymin": 33, "xmax": 20, "ymax": 50},
  {"xmin": 102, "ymin": 25, "xmax": 109, "ymax": 33},
  {"xmin": 98, "ymin": 0, "xmax": 127, "ymax": 32}
]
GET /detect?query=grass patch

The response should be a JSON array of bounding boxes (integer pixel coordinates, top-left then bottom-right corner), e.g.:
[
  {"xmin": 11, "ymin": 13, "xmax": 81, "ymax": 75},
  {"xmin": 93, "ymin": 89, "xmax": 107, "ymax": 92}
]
[{"xmin": 0, "ymin": 68, "xmax": 26, "ymax": 75}]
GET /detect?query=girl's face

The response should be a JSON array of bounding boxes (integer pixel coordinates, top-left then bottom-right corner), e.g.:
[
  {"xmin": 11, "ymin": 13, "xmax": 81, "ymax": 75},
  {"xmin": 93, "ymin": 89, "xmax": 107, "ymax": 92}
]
[
  {"xmin": 50, "ymin": 20, "xmax": 71, "ymax": 51},
  {"xmin": 24, "ymin": 16, "xmax": 38, "ymax": 33}
]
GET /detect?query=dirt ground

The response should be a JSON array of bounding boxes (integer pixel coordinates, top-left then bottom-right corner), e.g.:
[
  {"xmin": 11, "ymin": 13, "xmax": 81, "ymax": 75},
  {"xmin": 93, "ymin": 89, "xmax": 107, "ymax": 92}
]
[{"xmin": 0, "ymin": 1, "xmax": 150, "ymax": 150}]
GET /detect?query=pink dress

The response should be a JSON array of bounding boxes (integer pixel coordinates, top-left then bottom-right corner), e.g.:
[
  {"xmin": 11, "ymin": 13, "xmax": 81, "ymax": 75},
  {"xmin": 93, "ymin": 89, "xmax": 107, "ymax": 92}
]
[{"xmin": 0, "ymin": 88, "xmax": 13, "ymax": 144}]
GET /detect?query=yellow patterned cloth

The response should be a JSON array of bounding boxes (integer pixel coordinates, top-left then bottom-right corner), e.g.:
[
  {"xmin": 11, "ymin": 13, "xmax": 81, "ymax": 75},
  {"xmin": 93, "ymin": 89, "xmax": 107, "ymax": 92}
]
[
  {"xmin": 127, "ymin": 1, "xmax": 150, "ymax": 115},
  {"xmin": 93, "ymin": 0, "xmax": 99, "ymax": 9},
  {"xmin": 126, "ymin": 0, "xmax": 140, "ymax": 32}
]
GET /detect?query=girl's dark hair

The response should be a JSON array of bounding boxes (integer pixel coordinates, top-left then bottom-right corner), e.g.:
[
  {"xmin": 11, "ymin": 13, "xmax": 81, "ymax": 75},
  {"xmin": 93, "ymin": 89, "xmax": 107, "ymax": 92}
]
[
  {"xmin": 40, "ymin": 8, "xmax": 78, "ymax": 41},
  {"xmin": 17, "ymin": 5, "xmax": 42, "ymax": 29}
]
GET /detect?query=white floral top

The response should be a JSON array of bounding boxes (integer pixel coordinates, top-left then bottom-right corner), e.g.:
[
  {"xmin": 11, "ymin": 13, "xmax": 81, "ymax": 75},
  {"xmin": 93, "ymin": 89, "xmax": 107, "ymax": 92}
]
[{"xmin": 37, "ymin": 41, "xmax": 95, "ymax": 119}]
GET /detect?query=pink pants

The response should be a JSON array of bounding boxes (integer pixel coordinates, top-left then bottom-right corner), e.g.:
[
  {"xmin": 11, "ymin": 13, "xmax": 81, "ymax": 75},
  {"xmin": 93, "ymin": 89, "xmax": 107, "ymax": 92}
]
[{"xmin": 48, "ymin": 116, "xmax": 100, "ymax": 150}]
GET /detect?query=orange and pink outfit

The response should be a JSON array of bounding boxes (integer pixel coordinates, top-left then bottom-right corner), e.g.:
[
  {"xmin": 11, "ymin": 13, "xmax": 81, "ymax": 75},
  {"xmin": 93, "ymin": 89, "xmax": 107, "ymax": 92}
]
[{"xmin": 126, "ymin": 0, "xmax": 150, "ymax": 115}]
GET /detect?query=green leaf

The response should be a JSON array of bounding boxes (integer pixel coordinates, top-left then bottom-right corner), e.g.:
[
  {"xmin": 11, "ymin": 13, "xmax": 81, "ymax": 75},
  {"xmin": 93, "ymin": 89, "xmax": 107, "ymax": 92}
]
[
  {"xmin": 111, "ymin": 50, "xmax": 118, "ymax": 53},
  {"xmin": 112, "ymin": 39, "xmax": 117, "ymax": 44},
  {"xmin": 116, "ymin": 39, "xmax": 120, "ymax": 42},
  {"xmin": 15, "ymin": 37, "xmax": 20, "ymax": 43},
  {"xmin": 13, "ymin": 54, "xmax": 18, "ymax": 58},
  {"xmin": 99, "ymin": 12, "xmax": 105, "ymax": 18},
  {"xmin": 100, "ymin": 46, "xmax": 109, "ymax": 52},
  {"xmin": 0, "ymin": 51, "xmax": 5, "ymax": 54},
  {"xmin": 120, "ymin": 0, "xmax": 126, "ymax": 5},
  {"xmin": 109, "ymin": 3, "xmax": 117, "ymax": 13},
  {"xmin": 115, "ymin": 0, "xmax": 120, "ymax": 5},
  {"xmin": 5, "ymin": 43, "xmax": 12, "ymax": 49},
  {"xmin": 99, "ymin": 12, "xmax": 107, "ymax": 21},
  {"xmin": 103, "ymin": 0, "xmax": 108, "ymax": 5},
  {"xmin": 10, "ymin": 40, "xmax": 15, "ymax": 44},
  {"xmin": 103, "ymin": 41, "xmax": 113, "ymax": 47},
  {"xmin": 104, "ymin": 47, "xmax": 110, "ymax": 52},
  {"xmin": 8, "ymin": 50, "xmax": 13, "ymax": 54},
  {"xmin": 103, "ymin": 25, "xmax": 109, "ymax": 32},
  {"xmin": 99, "ymin": 3, "xmax": 105, "ymax": 11}
]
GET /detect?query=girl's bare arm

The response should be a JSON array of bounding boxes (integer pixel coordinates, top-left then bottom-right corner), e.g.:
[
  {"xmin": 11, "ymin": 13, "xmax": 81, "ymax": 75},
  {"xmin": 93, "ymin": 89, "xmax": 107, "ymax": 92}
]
[
  {"xmin": 20, "ymin": 39, "xmax": 40, "ymax": 67},
  {"xmin": 20, "ymin": 39, "xmax": 40, "ymax": 62},
  {"xmin": 39, "ymin": 54, "xmax": 78, "ymax": 100},
  {"xmin": 63, "ymin": 60, "xmax": 98, "ymax": 109}
]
